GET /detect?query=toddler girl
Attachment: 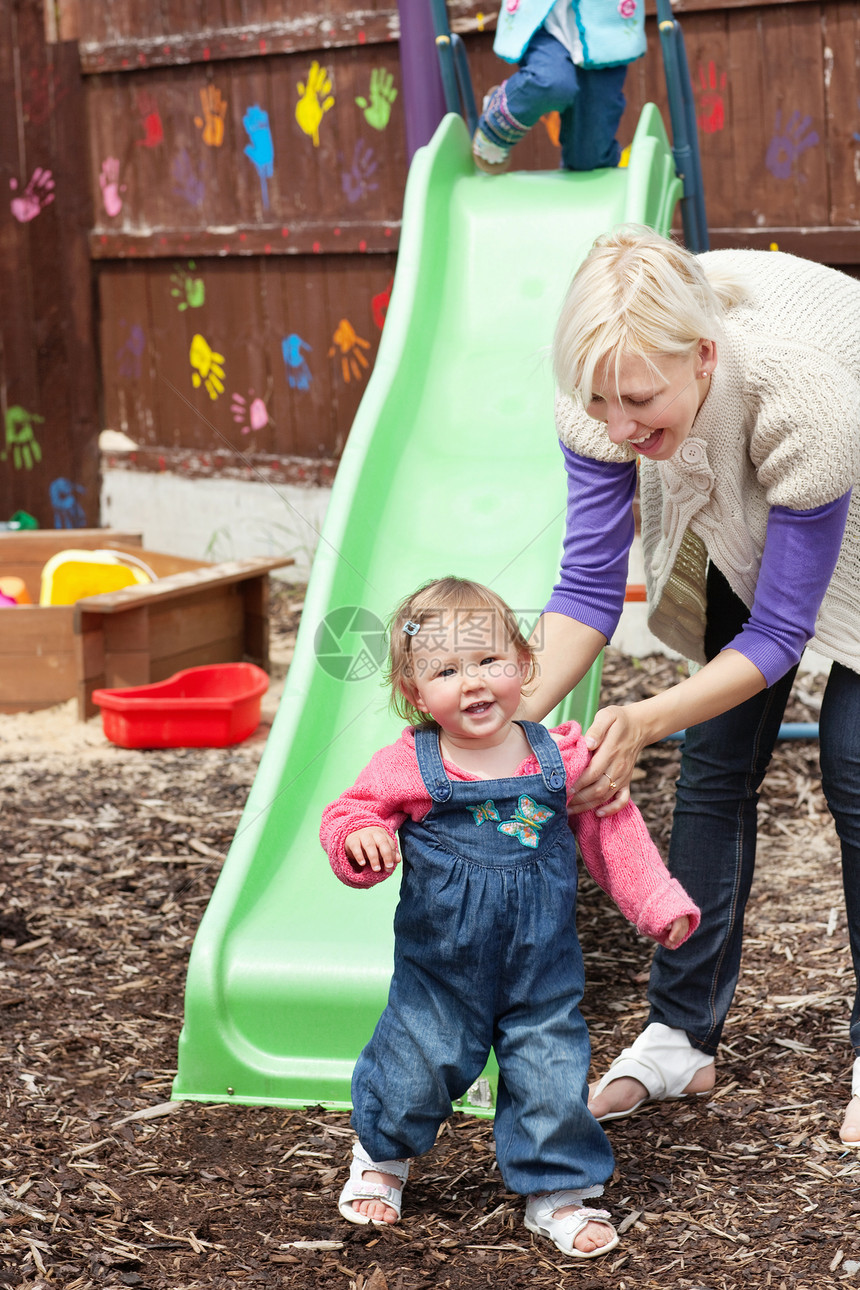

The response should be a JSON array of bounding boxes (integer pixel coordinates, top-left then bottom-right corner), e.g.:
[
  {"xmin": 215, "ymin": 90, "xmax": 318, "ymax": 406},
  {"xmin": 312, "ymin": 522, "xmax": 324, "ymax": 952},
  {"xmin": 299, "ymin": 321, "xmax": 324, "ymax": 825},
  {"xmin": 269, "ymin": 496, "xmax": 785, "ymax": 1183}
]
[{"xmin": 320, "ymin": 577, "xmax": 699, "ymax": 1259}]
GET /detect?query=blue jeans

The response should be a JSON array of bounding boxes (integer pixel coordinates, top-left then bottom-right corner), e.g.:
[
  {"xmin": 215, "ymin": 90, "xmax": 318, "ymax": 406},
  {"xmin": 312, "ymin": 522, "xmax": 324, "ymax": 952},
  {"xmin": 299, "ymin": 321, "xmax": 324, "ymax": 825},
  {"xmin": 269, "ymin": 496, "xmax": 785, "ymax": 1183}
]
[
  {"xmin": 479, "ymin": 27, "xmax": 627, "ymax": 170},
  {"xmin": 648, "ymin": 564, "xmax": 860, "ymax": 1054},
  {"xmin": 351, "ymin": 722, "xmax": 614, "ymax": 1196}
]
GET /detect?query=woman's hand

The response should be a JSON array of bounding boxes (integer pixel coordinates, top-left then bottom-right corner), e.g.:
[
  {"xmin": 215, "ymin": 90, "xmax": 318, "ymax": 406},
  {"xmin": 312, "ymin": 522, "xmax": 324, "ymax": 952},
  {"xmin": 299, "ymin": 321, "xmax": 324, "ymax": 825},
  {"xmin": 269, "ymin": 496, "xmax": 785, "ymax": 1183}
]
[{"xmin": 568, "ymin": 701, "xmax": 652, "ymax": 816}]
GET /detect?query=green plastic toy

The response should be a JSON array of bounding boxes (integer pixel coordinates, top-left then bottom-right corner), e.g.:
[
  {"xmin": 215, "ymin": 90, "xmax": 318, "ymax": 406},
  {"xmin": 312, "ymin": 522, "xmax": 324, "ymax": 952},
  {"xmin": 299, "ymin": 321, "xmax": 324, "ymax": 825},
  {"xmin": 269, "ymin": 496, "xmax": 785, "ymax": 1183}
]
[{"xmin": 173, "ymin": 109, "xmax": 681, "ymax": 1113}]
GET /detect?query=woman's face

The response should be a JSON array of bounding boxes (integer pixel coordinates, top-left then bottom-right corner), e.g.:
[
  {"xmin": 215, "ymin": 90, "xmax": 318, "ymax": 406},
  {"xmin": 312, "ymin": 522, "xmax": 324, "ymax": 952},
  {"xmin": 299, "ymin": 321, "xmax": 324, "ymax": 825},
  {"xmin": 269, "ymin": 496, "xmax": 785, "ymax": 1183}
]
[{"xmin": 585, "ymin": 341, "xmax": 716, "ymax": 461}]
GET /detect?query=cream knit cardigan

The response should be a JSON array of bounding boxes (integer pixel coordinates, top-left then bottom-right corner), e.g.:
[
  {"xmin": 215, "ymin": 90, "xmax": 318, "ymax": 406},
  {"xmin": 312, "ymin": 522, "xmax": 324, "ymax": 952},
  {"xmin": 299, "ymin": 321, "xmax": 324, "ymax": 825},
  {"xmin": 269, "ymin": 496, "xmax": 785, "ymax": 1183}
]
[{"xmin": 555, "ymin": 248, "xmax": 860, "ymax": 672}]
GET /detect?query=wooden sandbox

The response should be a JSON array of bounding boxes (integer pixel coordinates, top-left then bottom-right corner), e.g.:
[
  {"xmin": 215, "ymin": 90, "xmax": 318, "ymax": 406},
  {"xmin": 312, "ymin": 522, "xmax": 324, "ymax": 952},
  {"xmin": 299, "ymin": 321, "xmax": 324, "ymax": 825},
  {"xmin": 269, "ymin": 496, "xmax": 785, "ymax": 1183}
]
[{"xmin": 0, "ymin": 530, "xmax": 293, "ymax": 719}]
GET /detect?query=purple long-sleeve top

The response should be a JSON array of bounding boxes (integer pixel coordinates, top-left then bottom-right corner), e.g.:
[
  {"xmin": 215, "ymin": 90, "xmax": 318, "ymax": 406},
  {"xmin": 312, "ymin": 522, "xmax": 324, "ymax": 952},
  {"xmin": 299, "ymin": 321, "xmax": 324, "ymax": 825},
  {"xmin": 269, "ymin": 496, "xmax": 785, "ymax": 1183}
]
[{"xmin": 544, "ymin": 444, "xmax": 851, "ymax": 687}]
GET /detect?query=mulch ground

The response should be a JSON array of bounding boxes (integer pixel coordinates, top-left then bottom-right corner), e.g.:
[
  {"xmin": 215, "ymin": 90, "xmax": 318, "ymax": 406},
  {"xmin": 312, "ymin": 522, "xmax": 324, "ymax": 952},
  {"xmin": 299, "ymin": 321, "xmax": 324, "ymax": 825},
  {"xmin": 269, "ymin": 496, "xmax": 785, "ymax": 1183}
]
[{"xmin": 2, "ymin": 582, "xmax": 859, "ymax": 1290}]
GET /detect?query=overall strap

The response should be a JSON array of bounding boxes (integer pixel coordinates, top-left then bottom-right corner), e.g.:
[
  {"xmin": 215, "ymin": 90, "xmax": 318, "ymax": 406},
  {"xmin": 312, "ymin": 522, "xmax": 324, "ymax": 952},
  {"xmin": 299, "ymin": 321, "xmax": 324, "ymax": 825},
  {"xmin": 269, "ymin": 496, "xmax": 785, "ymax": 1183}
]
[
  {"xmin": 413, "ymin": 728, "xmax": 452, "ymax": 802},
  {"xmin": 517, "ymin": 721, "xmax": 567, "ymax": 794}
]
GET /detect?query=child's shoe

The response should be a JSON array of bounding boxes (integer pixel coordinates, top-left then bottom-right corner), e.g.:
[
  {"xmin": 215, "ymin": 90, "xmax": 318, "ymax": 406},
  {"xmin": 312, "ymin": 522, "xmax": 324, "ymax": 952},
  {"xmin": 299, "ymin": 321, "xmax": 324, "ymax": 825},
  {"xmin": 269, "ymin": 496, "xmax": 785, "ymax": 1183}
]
[
  {"xmin": 472, "ymin": 126, "xmax": 512, "ymax": 174},
  {"xmin": 337, "ymin": 1141, "xmax": 409, "ymax": 1225},
  {"xmin": 525, "ymin": 1192, "xmax": 619, "ymax": 1259}
]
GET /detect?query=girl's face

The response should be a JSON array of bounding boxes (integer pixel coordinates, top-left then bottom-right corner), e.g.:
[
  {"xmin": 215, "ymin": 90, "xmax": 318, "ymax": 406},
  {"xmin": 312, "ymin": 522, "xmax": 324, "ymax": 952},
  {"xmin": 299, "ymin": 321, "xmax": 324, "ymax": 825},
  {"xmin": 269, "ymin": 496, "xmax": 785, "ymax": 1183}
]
[
  {"xmin": 405, "ymin": 610, "xmax": 528, "ymax": 749},
  {"xmin": 585, "ymin": 341, "xmax": 716, "ymax": 462}
]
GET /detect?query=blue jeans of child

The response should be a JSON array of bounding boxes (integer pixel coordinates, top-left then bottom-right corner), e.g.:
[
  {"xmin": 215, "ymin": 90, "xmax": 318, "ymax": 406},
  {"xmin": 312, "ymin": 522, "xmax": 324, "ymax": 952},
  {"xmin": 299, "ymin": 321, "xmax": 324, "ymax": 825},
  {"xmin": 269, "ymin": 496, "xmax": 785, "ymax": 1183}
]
[
  {"xmin": 480, "ymin": 27, "xmax": 627, "ymax": 170},
  {"xmin": 648, "ymin": 563, "xmax": 860, "ymax": 1055}
]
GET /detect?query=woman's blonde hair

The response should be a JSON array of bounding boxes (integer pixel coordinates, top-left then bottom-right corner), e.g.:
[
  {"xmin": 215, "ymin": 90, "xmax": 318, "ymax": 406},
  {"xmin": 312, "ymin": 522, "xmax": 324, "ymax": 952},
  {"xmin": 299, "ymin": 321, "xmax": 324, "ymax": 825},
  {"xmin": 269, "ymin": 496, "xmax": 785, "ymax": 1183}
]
[
  {"xmin": 553, "ymin": 224, "xmax": 748, "ymax": 405},
  {"xmin": 386, "ymin": 577, "xmax": 536, "ymax": 728}
]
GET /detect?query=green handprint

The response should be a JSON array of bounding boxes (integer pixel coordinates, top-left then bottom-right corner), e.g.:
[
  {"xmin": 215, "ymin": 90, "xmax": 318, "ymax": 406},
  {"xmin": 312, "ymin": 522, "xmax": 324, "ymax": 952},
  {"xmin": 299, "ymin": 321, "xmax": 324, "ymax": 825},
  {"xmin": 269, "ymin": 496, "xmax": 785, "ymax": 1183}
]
[
  {"xmin": 170, "ymin": 260, "xmax": 205, "ymax": 311},
  {"xmin": 355, "ymin": 68, "xmax": 398, "ymax": 131},
  {"xmin": 296, "ymin": 60, "xmax": 334, "ymax": 148},
  {"xmin": 3, "ymin": 405, "xmax": 44, "ymax": 470}
]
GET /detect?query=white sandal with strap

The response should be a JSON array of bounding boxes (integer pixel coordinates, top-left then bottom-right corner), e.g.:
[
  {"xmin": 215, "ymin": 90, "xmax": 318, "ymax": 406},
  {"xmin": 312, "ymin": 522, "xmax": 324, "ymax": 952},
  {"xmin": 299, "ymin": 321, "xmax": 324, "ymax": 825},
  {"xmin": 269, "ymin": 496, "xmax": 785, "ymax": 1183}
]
[
  {"xmin": 592, "ymin": 1022, "xmax": 715, "ymax": 1122},
  {"xmin": 525, "ymin": 1192, "xmax": 619, "ymax": 1259},
  {"xmin": 337, "ymin": 1141, "xmax": 410, "ymax": 1225}
]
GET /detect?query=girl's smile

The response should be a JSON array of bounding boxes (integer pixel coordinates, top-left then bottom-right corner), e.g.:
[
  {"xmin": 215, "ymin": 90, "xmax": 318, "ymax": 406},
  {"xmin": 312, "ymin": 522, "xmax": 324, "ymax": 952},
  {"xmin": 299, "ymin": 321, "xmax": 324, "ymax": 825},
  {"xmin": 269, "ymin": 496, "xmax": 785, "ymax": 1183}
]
[{"xmin": 406, "ymin": 612, "xmax": 529, "ymax": 753}]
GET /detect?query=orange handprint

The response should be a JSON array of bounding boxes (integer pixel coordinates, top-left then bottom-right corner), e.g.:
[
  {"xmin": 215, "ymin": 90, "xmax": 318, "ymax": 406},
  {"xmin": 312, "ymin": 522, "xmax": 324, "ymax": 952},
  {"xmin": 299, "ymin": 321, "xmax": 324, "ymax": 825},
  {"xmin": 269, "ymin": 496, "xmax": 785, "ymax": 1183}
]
[
  {"xmin": 328, "ymin": 319, "xmax": 370, "ymax": 383},
  {"xmin": 194, "ymin": 85, "xmax": 228, "ymax": 148}
]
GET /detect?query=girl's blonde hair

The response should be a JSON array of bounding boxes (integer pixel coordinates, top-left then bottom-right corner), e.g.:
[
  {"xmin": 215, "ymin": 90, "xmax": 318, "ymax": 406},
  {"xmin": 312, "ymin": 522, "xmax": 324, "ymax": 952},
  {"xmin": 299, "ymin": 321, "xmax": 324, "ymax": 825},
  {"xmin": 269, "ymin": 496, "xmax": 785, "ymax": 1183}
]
[
  {"xmin": 553, "ymin": 224, "xmax": 748, "ymax": 405},
  {"xmin": 386, "ymin": 577, "xmax": 536, "ymax": 728}
]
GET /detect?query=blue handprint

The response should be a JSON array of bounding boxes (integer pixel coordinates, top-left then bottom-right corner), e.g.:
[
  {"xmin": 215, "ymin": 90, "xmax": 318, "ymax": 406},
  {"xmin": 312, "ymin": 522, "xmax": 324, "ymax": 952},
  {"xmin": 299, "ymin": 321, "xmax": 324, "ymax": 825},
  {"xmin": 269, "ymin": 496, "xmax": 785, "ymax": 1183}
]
[
  {"xmin": 342, "ymin": 140, "xmax": 379, "ymax": 204},
  {"xmin": 282, "ymin": 334, "xmax": 312, "ymax": 391},
  {"xmin": 243, "ymin": 105, "xmax": 275, "ymax": 209},
  {"xmin": 765, "ymin": 110, "xmax": 819, "ymax": 180},
  {"xmin": 50, "ymin": 477, "xmax": 86, "ymax": 528}
]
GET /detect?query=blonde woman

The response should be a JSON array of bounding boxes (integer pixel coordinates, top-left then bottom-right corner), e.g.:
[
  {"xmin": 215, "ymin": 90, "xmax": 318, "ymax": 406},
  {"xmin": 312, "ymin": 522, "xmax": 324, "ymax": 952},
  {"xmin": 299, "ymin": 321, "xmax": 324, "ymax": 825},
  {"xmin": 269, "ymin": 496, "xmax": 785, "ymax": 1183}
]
[{"xmin": 523, "ymin": 224, "xmax": 860, "ymax": 1143}]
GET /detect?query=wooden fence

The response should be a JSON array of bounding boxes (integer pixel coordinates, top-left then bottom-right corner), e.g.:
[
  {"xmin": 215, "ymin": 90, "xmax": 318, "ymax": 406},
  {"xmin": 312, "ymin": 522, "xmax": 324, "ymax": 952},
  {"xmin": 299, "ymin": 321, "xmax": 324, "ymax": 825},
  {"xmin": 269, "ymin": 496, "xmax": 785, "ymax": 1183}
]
[{"xmin": 0, "ymin": 0, "xmax": 857, "ymax": 529}]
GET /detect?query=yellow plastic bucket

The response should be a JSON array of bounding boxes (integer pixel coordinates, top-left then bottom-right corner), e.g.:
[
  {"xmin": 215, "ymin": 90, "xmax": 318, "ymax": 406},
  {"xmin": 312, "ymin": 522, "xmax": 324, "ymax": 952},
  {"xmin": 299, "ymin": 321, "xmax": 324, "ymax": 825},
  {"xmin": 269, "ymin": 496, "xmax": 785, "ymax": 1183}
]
[{"xmin": 39, "ymin": 549, "xmax": 155, "ymax": 606}]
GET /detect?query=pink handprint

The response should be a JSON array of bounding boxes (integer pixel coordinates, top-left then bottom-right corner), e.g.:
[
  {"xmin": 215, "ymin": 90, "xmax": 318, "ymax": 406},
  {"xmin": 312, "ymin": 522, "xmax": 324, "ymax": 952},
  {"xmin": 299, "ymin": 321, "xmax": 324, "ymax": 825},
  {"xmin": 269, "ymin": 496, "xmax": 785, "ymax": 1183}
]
[
  {"xmin": 230, "ymin": 391, "xmax": 270, "ymax": 435},
  {"xmin": 10, "ymin": 168, "xmax": 55, "ymax": 223},
  {"xmin": 99, "ymin": 157, "xmax": 125, "ymax": 218}
]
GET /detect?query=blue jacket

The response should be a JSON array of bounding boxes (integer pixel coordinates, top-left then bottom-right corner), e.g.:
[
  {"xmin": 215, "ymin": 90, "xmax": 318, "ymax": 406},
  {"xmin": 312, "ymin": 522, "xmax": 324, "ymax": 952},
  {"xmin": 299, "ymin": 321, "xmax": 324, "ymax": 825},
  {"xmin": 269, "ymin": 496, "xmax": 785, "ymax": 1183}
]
[{"xmin": 494, "ymin": 0, "xmax": 646, "ymax": 70}]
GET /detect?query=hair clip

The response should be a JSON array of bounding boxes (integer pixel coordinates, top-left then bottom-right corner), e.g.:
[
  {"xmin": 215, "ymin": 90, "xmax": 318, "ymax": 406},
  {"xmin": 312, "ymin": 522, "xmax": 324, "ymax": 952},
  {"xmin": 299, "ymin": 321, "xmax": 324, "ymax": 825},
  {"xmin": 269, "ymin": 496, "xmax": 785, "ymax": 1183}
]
[{"xmin": 402, "ymin": 619, "xmax": 421, "ymax": 636}]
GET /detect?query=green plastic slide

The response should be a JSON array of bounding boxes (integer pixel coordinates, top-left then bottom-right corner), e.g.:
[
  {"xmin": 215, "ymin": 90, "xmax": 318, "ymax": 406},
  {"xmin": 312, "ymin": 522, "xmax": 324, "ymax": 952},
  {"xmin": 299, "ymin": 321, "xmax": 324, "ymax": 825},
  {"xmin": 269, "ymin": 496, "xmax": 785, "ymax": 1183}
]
[{"xmin": 173, "ymin": 109, "xmax": 681, "ymax": 1112}]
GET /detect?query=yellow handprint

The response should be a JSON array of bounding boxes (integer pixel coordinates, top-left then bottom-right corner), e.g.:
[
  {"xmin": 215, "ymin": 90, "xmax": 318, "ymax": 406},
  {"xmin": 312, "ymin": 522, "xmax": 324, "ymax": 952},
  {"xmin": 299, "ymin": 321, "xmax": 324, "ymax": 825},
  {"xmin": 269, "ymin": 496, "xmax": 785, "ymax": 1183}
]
[
  {"xmin": 190, "ymin": 333, "xmax": 226, "ymax": 400},
  {"xmin": 328, "ymin": 318, "xmax": 370, "ymax": 383},
  {"xmin": 296, "ymin": 61, "xmax": 334, "ymax": 148}
]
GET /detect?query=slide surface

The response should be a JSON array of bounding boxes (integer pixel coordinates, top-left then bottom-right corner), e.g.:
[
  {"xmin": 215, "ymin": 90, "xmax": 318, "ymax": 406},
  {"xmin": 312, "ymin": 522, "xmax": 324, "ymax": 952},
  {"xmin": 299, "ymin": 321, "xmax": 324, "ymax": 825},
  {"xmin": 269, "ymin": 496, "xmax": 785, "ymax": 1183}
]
[{"xmin": 173, "ymin": 109, "xmax": 681, "ymax": 1112}]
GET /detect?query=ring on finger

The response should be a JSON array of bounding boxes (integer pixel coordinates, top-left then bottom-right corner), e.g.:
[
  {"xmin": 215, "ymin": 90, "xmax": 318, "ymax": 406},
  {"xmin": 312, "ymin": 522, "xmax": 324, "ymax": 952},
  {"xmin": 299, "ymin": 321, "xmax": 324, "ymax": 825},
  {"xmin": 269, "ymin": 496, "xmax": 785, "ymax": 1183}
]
[{"xmin": 603, "ymin": 771, "xmax": 618, "ymax": 792}]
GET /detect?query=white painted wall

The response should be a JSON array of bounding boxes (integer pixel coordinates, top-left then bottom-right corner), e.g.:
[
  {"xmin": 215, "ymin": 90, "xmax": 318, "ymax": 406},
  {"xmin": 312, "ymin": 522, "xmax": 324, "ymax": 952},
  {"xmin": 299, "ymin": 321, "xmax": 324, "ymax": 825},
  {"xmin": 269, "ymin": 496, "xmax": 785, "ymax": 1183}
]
[{"xmin": 100, "ymin": 468, "xmax": 330, "ymax": 581}]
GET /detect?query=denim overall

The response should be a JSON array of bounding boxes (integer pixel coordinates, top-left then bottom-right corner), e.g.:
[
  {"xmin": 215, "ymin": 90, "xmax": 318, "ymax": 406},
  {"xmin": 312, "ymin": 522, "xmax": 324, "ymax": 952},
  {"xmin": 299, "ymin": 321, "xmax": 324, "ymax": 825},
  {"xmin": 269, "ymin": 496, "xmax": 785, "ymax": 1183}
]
[{"xmin": 351, "ymin": 721, "xmax": 615, "ymax": 1196}]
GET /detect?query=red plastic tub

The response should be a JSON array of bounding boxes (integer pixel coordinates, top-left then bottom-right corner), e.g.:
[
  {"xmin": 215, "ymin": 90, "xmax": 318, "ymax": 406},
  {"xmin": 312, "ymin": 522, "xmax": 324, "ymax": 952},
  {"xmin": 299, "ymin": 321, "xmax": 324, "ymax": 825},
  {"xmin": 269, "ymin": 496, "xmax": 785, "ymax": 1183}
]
[{"xmin": 92, "ymin": 663, "xmax": 269, "ymax": 749}]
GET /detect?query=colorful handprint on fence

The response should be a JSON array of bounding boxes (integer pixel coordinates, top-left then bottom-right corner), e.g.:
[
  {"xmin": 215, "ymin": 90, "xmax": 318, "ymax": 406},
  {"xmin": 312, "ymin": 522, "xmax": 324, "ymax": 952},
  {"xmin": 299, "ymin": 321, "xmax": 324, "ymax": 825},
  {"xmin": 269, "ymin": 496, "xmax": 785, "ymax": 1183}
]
[
  {"xmin": 355, "ymin": 68, "xmax": 398, "ymax": 131},
  {"xmin": 10, "ymin": 168, "xmax": 55, "ymax": 223},
  {"xmin": 231, "ymin": 391, "xmax": 270, "ymax": 435},
  {"xmin": 136, "ymin": 91, "xmax": 164, "ymax": 148},
  {"xmin": 371, "ymin": 279, "xmax": 394, "ymax": 331},
  {"xmin": 282, "ymin": 335, "xmax": 312, "ymax": 391},
  {"xmin": 170, "ymin": 262, "xmax": 205, "ymax": 312},
  {"xmin": 172, "ymin": 148, "xmax": 205, "ymax": 207},
  {"xmin": 765, "ymin": 110, "xmax": 818, "ymax": 180},
  {"xmin": 50, "ymin": 477, "xmax": 86, "ymax": 528},
  {"xmin": 296, "ymin": 61, "xmax": 334, "ymax": 147},
  {"xmin": 696, "ymin": 62, "xmax": 727, "ymax": 134},
  {"xmin": 190, "ymin": 334, "xmax": 225, "ymax": 400},
  {"xmin": 329, "ymin": 319, "xmax": 370, "ymax": 384},
  {"xmin": 243, "ymin": 105, "xmax": 275, "ymax": 208},
  {"xmin": 195, "ymin": 85, "xmax": 228, "ymax": 148},
  {"xmin": 99, "ymin": 158, "xmax": 125, "ymax": 218},
  {"xmin": 2, "ymin": 406, "xmax": 44, "ymax": 470},
  {"xmin": 342, "ymin": 141, "xmax": 379, "ymax": 204},
  {"xmin": 117, "ymin": 322, "xmax": 146, "ymax": 380}
]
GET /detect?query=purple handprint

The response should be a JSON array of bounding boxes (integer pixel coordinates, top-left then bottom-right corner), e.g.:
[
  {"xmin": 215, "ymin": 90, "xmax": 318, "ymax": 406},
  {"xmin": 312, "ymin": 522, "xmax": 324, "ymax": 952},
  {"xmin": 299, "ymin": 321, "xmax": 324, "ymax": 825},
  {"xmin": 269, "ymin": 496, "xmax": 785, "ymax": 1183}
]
[
  {"xmin": 342, "ymin": 141, "xmax": 379, "ymax": 204},
  {"xmin": 171, "ymin": 148, "xmax": 205, "ymax": 208},
  {"xmin": 10, "ymin": 168, "xmax": 55, "ymax": 223},
  {"xmin": 765, "ymin": 110, "xmax": 819, "ymax": 180}
]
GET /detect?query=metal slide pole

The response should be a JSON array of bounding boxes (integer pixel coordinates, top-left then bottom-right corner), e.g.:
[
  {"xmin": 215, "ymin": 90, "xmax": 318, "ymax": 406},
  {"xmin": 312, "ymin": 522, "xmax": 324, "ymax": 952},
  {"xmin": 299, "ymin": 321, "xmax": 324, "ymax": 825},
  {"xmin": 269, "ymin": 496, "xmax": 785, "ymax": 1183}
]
[{"xmin": 655, "ymin": 0, "xmax": 709, "ymax": 251}]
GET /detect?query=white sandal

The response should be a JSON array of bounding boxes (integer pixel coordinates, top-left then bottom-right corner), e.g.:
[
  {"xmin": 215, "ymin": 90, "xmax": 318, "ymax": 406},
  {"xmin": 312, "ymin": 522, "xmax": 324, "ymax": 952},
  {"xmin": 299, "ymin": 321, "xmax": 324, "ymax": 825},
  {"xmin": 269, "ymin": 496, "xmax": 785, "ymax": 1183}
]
[
  {"xmin": 592, "ymin": 1022, "xmax": 715, "ymax": 1122},
  {"xmin": 337, "ymin": 1141, "xmax": 410, "ymax": 1226},
  {"xmin": 525, "ymin": 1192, "xmax": 619, "ymax": 1259}
]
